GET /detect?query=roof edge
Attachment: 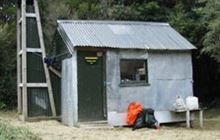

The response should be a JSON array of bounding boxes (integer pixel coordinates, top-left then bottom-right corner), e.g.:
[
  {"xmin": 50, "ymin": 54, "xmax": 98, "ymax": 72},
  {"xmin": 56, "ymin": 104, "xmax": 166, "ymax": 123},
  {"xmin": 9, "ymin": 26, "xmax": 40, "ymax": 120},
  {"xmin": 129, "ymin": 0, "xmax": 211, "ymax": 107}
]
[
  {"xmin": 57, "ymin": 20, "xmax": 170, "ymax": 26},
  {"xmin": 68, "ymin": 44, "xmax": 197, "ymax": 50}
]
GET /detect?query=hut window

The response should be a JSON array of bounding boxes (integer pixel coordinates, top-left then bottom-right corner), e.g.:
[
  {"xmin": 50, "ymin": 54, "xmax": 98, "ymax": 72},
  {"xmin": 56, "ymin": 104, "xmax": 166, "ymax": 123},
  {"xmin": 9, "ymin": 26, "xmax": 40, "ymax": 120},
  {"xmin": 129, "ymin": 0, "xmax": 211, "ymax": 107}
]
[{"xmin": 120, "ymin": 59, "xmax": 148, "ymax": 85}]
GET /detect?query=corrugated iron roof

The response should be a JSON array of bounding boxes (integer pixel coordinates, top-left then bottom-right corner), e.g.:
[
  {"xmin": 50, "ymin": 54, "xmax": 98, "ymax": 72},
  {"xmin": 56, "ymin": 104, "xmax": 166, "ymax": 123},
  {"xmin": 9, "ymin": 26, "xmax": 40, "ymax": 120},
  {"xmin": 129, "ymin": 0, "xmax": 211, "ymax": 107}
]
[{"xmin": 57, "ymin": 20, "xmax": 196, "ymax": 50}]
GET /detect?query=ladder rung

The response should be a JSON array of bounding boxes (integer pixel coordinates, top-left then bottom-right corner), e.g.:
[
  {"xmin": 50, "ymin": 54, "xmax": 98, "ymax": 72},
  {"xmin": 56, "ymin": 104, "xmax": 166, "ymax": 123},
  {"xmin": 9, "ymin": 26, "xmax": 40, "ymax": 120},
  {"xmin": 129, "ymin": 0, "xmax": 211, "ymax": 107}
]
[
  {"xmin": 19, "ymin": 83, "xmax": 48, "ymax": 88},
  {"xmin": 27, "ymin": 48, "xmax": 42, "ymax": 53},
  {"xmin": 18, "ymin": 14, "xmax": 36, "ymax": 23},
  {"xmin": 26, "ymin": 13, "xmax": 36, "ymax": 18},
  {"xmin": 27, "ymin": 83, "xmax": 48, "ymax": 87},
  {"xmin": 18, "ymin": 48, "xmax": 42, "ymax": 56}
]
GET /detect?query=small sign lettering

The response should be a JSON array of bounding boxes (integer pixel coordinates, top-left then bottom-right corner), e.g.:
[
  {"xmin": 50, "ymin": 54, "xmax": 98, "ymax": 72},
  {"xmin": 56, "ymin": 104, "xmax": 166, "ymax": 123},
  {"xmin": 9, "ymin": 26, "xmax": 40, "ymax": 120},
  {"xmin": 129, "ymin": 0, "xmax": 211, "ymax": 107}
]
[{"xmin": 85, "ymin": 56, "xmax": 98, "ymax": 64}]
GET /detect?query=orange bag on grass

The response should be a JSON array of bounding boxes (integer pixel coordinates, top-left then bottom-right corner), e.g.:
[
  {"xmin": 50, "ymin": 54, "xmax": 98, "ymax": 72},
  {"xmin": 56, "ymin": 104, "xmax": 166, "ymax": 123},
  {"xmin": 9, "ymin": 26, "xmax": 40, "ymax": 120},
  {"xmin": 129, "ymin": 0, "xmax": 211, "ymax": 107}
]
[{"xmin": 126, "ymin": 102, "xmax": 143, "ymax": 125}]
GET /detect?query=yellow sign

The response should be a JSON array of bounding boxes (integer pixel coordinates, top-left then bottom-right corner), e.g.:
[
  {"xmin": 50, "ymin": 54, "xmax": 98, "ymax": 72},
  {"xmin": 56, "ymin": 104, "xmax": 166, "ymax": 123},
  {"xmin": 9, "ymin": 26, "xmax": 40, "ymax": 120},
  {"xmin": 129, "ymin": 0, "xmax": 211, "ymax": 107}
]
[
  {"xmin": 85, "ymin": 56, "xmax": 98, "ymax": 64},
  {"xmin": 85, "ymin": 57, "xmax": 98, "ymax": 60}
]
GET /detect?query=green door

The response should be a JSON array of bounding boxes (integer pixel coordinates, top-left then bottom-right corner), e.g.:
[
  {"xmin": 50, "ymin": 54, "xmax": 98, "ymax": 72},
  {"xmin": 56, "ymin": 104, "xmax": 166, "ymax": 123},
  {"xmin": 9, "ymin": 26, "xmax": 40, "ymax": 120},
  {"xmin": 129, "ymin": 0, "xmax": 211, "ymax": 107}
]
[{"xmin": 77, "ymin": 51, "xmax": 106, "ymax": 121}]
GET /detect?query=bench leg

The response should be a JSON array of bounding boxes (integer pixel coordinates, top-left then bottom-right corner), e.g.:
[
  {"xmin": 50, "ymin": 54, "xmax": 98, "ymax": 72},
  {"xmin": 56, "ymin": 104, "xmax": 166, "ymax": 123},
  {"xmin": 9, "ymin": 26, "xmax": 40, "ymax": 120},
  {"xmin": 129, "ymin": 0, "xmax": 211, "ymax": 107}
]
[
  {"xmin": 186, "ymin": 110, "xmax": 190, "ymax": 128},
  {"xmin": 199, "ymin": 110, "xmax": 203, "ymax": 128}
]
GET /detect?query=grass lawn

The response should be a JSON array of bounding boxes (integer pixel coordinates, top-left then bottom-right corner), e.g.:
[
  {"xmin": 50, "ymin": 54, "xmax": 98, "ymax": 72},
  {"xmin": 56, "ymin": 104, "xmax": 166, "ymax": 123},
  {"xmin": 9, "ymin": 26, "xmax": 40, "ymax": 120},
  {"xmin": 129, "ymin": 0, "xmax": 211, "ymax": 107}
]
[{"xmin": 0, "ymin": 121, "xmax": 41, "ymax": 140}]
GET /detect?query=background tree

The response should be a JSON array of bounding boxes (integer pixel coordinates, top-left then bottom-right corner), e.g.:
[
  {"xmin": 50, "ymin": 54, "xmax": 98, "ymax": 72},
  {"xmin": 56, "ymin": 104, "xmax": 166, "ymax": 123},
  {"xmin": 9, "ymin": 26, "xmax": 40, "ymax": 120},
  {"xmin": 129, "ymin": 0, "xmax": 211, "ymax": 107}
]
[
  {"xmin": 0, "ymin": 0, "xmax": 16, "ymax": 109},
  {"xmin": 202, "ymin": 0, "xmax": 220, "ymax": 62}
]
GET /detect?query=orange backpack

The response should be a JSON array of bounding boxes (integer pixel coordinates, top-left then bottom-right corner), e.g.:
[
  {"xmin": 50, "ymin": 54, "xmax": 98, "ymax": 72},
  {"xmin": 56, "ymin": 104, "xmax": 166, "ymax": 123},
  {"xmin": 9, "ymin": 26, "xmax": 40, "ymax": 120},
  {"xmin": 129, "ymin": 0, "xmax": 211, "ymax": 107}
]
[{"xmin": 126, "ymin": 102, "xmax": 143, "ymax": 125}]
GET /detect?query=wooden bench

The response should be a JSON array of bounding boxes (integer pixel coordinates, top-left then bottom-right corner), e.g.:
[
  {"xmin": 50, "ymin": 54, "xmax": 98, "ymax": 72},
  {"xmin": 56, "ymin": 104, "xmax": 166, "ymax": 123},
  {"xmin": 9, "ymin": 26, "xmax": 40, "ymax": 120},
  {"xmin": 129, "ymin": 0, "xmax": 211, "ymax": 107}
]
[{"xmin": 172, "ymin": 108, "xmax": 204, "ymax": 128}]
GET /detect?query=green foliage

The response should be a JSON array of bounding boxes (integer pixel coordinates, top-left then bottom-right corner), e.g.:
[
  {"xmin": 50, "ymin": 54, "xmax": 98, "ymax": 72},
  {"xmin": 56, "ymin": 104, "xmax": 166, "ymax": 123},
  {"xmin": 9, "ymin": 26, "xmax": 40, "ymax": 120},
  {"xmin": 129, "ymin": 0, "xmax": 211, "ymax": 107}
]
[
  {"xmin": 109, "ymin": 4, "xmax": 137, "ymax": 20},
  {"xmin": 67, "ymin": 0, "xmax": 101, "ymax": 19},
  {"xmin": 169, "ymin": 6, "xmax": 207, "ymax": 48},
  {"xmin": 203, "ymin": 18, "xmax": 220, "ymax": 61},
  {"xmin": 76, "ymin": 2, "xmax": 101, "ymax": 19},
  {"xmin": 0, "ymin": 122, "xmax": 41, "ymax": 140},
  {"xmin": 109, "ymin": 1, "xmax": 167, "ymax": 21},
  {"xmin": 0, "ymin": 102, "xmax": 6, "ymax": 109},
  {"xmin": 67, "ymin": 0, "xmax": 82, "ymax": 10},
  {"xmin": 0, "ymin": 1, "xmax": 16, "ymax": 109},
  {"xmin": 201, "ymin": 0, "xmax": 220, "ymax": 62},
  {"xmin": 38, "ymin": 0, "xmax": 71, "ymax": 50},
  {"xmin": 0, "ymin": 24, "xmax": 17, "ymax": 108},
  {"xmin": 0, "ymin": 0, "xmax": 16, "ymax": 23}
]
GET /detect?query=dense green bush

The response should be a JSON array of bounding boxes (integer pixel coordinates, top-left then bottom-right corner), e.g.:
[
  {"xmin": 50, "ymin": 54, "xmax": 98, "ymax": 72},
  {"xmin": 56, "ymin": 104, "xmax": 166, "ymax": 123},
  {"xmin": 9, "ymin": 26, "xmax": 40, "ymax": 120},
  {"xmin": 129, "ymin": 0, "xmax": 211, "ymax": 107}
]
[
  {"xmin": 0, "ymin": 1, "xmax": 17, "ymax": 109},
  {"xmin": 0, "ymin": 24, "xmax": 17, "ymax": 109}
]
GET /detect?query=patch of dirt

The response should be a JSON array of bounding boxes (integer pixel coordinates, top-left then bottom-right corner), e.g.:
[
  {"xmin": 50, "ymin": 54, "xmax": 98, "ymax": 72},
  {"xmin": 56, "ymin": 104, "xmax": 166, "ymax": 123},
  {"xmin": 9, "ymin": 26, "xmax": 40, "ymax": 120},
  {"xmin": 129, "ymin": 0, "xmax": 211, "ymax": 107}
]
[{"xmin": 0, "ymin": 111, "xmax": 220, "ymax": 140}]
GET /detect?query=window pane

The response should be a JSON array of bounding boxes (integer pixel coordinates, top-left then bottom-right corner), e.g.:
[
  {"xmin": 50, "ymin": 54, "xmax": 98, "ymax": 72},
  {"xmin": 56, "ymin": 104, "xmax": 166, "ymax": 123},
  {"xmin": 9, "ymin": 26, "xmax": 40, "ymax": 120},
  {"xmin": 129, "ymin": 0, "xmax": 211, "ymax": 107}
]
[{"xmin": 120, "ymin": 60, "xmax": 147, "ymax": 84}]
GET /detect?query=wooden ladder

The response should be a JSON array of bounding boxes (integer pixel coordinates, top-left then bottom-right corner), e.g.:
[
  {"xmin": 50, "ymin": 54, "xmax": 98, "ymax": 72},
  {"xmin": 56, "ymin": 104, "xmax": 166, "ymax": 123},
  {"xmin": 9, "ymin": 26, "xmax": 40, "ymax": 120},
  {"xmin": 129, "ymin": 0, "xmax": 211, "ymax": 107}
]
[{"xmin": 17, "ymin": 0, "xmax": 56, "ymax": 120}]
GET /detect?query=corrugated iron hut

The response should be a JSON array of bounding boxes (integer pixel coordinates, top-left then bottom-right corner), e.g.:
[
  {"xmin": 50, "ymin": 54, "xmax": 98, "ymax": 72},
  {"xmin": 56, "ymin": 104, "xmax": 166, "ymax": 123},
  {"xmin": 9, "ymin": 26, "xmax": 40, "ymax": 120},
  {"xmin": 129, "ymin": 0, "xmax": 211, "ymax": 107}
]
[{"xmin": 53, "ymin": 20, "xmax": 196, "ymax": 126}]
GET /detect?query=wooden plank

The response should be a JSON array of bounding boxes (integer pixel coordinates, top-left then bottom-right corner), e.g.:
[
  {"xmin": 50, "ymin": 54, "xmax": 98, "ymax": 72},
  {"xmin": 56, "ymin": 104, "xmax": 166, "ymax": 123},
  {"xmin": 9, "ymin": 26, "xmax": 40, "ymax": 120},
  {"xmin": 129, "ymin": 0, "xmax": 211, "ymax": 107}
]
[
  {"xmin": 186, "ymin": 110, "xmax": 190, "ymax": 128},
  {"xmin": 26, "ymin": 48, "xmax": 42, "ymax": 53},
  {"xmin": 17, "ymin": 7, "xmax": 22, "ymax": 114},
  {"xmin": 21, "ymin": 0, "xmax": 28, "ymax": 120},
  {"xmin": 49, "ymin": 66, "xmax": 61, "ymax": 78},
  {"xmin": 18, "ymin": 50, "xmax": 23, "ymax": 55},
  {"xmin": 27, "ymin": 83, "xmax": 48, "ymax": 87},
  {"xmin": 199, "ymin": 110, "xmax": 203, "ymax": 128},
  {"xmin": 19, "ymin": 83, "xmax": 23, "ymax": 87},
  {"xmin": 20, "ymin": 83, "xmax": 48, "ymax": 88},
  {"xmin": 18, "ymin": 18, "xmax": 22, "ymax": 24},
  {"xmin": 34, "ymin": 0, "xmax": 56, "ymax": 117},
  {"xmin": 26, "ymin": 13, "xmax": 36, "ymax": 18}
]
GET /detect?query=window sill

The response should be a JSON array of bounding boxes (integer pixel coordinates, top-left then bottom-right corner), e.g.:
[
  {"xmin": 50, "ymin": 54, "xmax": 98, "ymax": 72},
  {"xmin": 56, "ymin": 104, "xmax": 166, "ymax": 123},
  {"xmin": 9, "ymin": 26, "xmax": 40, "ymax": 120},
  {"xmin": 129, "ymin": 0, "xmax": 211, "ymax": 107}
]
[{"xmin": 119, "ymin": 82, "xmax": 150, "ymax": 87}]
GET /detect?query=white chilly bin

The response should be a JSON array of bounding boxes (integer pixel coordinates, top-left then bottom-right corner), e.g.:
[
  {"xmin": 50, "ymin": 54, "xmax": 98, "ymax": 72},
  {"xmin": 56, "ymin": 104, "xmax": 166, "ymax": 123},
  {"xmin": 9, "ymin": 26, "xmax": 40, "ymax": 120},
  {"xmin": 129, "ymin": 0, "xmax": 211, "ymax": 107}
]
[
  {"xmin": 174, "ymin": 96, "xmax": 186, "ymax": 111},
  {"xmin": 186, "ymin": 96, "xmax": 199, "ymax": 110}
]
